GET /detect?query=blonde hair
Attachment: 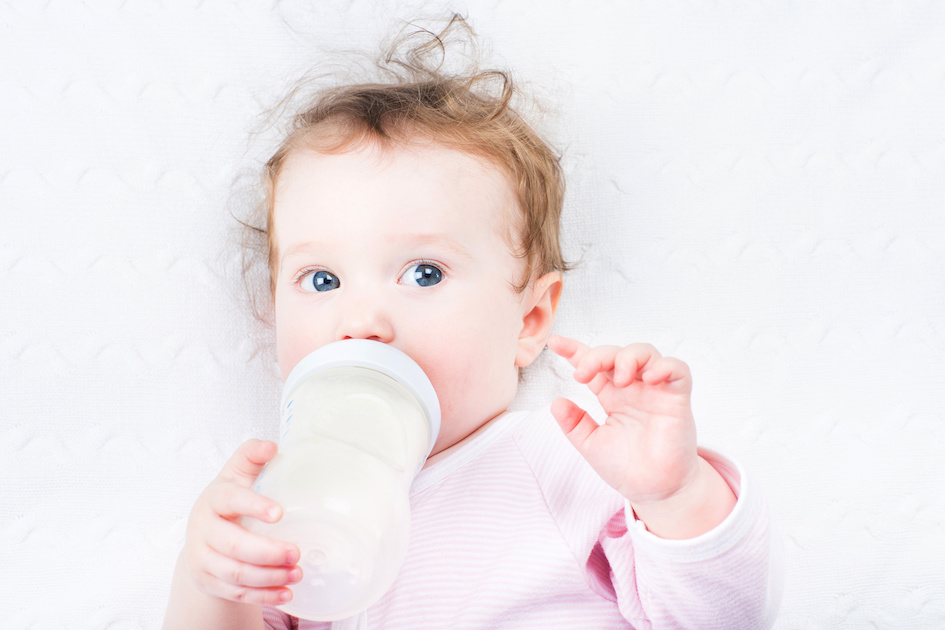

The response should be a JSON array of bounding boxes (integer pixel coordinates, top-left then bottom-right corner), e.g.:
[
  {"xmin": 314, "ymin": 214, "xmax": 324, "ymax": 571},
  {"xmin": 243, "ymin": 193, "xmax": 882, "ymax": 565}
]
[{"xmin": 252, "ymin": 15, "xmax": 569, "ymax": 296}]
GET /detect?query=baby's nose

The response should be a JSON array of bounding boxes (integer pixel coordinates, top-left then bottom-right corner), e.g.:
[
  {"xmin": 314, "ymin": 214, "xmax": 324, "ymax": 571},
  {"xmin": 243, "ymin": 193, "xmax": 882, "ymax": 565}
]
[{"xmin": 338, "ymin": 299, "xmax": 394, "ymax": 343}]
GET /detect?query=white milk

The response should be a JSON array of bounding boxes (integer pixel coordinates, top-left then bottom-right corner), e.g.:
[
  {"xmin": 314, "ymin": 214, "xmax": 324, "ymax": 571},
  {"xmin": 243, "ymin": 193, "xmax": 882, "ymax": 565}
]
[{"xmin": 245, "ymin": 340, "xmax": 440, "ymax": 621}]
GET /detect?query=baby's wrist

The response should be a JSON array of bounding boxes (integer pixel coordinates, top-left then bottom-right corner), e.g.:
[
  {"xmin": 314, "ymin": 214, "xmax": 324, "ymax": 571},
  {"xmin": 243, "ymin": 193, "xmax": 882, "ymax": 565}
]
[{"xmin": 628, "ymin": 456, "xmax": 736, "ymax": 540}]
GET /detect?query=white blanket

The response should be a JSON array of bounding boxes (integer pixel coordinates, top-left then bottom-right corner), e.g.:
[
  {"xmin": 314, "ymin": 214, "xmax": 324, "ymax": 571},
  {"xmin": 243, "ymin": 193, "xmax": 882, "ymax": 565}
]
[{"xmin": 2, "ymin": 2, "xmax": 943, "ymax": 628}]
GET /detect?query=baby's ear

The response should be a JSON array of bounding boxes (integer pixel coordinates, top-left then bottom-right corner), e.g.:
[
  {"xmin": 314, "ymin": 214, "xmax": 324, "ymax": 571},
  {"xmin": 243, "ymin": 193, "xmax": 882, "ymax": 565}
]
[{"xmin": 515, "ymin": 272, "xmax": 562, "ymax": 367}]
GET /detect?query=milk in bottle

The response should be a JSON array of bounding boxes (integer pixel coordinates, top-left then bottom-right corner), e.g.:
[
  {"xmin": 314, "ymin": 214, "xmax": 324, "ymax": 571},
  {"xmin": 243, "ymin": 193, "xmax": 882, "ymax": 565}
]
[{"xmin": 245, "ymin": 339, "xmax": 440, "ymax": 621}]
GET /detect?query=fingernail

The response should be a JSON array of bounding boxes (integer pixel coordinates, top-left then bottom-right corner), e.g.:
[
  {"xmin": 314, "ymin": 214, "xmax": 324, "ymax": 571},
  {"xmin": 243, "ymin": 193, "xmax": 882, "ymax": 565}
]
[
  {"xmin": 280, "ymin": 589, "xmax": 293, "ymax": 602},
  {"xmin": 288, "ymin": 568, "xmax": 302, "ymax": 584},
  {"xmin": 285, "ymin": 549, "xmax": 299, "ymax": 565}
]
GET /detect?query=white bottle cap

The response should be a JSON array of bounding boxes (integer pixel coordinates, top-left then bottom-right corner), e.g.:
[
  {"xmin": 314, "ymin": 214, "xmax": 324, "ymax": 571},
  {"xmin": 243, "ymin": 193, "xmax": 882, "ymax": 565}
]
[{"xmin": 281, "ymin": 340, "xmax": 441, "ymax": 456}]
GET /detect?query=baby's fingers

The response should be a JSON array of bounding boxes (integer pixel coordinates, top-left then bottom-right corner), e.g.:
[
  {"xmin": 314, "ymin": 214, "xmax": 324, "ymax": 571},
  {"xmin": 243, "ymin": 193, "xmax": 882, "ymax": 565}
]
[
  {"xmin": 550, "ymin": 397, "xmax": 599, "ymax": 455},
  {"xmin": 641, "ymin": 356, "xmax": 692, "ymax": 389},
  {"xmin": 573, "ymin": 345, "xmax": 625, "ymax": 385},
  {"xmin": 549, "ymin": 337, "xmax": 621, "ymax": 383},
  {"xmin": 202, "ymin": 546, "xmax": 302, "ymax": 591},
  {"xmin": 613, "ymin": 344, "xmax": 662, "ymax": 387},
  {"xmin": 546, "ymin": 334, "xmax": 581, "ymax": 361},
  {"xmin": 549, "ymin": 334, "xmax": 608, "ymax": 369},
  {"xmin": 218, "ymin": 439, "xmax": 279, "ymax": 487},
  {"xmin": 207, "ymin": 483, "xmax": 282, "ymax": 523},
  {"xmin": 207, "ymin": 517, "xmax": 299, "ymax": 568},
  {"xmin": 196, "ymin": 565, "xmax": 295, "ymax": 606}
]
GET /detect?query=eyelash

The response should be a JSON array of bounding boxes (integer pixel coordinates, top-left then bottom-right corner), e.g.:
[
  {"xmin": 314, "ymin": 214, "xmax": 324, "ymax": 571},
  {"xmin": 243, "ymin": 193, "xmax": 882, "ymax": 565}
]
[
  {"xmin": 291, "ymin": 260, "xmax": 446, "ymax": 287},
  {"xmin": 407, "ymin": 259, "xmax": 443, "ymax": 276},
  {"xmin": 292, "ymin": 266, "xmax": 328, "ymax": 287}
]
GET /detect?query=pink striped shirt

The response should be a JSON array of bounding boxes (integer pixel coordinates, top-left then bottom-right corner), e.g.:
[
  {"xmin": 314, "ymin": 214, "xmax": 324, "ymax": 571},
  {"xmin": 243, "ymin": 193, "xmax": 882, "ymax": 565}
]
[{"xmin": 263, "ymin": 407, "xmax": 781, "ymax": 629}]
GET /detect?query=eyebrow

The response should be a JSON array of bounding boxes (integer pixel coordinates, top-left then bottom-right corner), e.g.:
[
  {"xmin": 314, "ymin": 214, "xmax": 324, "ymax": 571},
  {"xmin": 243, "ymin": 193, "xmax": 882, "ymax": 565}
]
[
  {"xmin": 279, "ymin": 233, "xmax": 474, "ymax": 267},
  {"xmin": 279, "ymin": 241, "xmax": 322, "ymax": 266}
]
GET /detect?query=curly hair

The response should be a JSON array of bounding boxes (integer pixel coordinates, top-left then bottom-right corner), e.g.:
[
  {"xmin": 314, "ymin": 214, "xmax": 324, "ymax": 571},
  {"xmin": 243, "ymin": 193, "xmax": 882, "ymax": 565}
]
[{"xmin": 248, "ymin": 14, "xmax": 568, "ymax": 297}]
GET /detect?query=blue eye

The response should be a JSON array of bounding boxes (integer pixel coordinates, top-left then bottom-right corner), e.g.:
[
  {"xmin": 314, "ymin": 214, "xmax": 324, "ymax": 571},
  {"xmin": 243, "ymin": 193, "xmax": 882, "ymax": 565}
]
[
  {"xmin": 301, "ymin": 269, "xmax": 340, "ymax": 292},
  {"xmin": 401, "ymin": 263, "xmax": 443, "ymax": 287}
]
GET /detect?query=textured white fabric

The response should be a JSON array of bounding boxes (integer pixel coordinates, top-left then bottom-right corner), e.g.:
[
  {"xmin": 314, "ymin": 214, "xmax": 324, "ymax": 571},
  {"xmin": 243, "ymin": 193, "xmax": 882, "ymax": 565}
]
[
  {"xmin": 2, "ymin": 3, "xmax": 944, "ymax": 629},
  {"xmin": 261, "ymin": 408, "xmax": 778, "ymax": 629}
]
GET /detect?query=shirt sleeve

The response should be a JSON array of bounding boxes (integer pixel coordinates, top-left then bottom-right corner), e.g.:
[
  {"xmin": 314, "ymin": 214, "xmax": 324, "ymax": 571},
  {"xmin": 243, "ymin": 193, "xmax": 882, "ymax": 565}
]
[
  {"xmin": 600, "ymin": 448, "xmax": 783, "ymax": 630},
  {"xmin": 262, "ymin": 606, "xmax": 340, "ymax": 630},
  {"xmin": 262, "ymin": 605, "xmax": 340, "ymax": 629},
  {"xmin": 261, "ymin": 606, "xmax": 296, "ymax": 630}
]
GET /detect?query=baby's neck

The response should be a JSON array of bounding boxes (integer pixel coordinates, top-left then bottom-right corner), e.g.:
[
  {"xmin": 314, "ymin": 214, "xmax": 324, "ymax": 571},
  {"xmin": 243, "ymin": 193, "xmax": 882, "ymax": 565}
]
[{"xmin": 422, "ymin": 410, "xmax": 509, "ymax": 468}]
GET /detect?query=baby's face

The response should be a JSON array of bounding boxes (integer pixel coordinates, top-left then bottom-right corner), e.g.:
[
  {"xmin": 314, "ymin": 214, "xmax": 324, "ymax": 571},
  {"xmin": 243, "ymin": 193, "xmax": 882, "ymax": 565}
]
[{"xmin": 271, "ymin": 140, "xmax": 536, "ymax": 458}]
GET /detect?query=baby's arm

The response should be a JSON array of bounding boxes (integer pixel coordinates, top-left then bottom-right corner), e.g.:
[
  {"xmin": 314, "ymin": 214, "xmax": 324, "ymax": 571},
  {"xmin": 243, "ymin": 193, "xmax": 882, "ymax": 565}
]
[
  {"xmin": 163, "ymin": 439, "xmax": 301, "ymax": 630},
  {"xmin": 547, "ymin": 335, "xmax": 736, "ymax": 539}
]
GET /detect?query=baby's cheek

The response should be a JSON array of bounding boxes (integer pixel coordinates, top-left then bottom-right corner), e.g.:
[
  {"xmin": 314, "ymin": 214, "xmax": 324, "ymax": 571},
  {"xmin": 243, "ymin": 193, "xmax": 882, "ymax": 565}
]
[
  {"xmin": 419, "ymin": 360, "xmax": 471, "ymax": 427},
  {"xmin": 414, "ymin": 356, "xmax": 455, "ymax": 408},
  {"xmin": 275, "ymin": 318, "xmax": 322, "ymax": 380}
]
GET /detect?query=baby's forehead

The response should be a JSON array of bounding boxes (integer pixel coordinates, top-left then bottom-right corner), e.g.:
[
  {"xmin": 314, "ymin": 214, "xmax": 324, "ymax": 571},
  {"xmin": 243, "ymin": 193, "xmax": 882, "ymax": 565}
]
[
  {"xmin": 279, "ymin": 139, "xmax": 520, "ymax": 216},
  {"xmin": 284, "ymin": 135, "xmax": 506, "ymax": 180},
  {"xmin": 273, "ymin": 140, "xmax": 523, "ymax": 242}
]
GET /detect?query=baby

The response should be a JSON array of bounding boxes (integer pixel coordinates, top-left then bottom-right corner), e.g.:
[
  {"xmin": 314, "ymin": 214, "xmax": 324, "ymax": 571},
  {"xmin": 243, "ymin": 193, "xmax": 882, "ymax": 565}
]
[{"xmin": 165, "ymin": 17, "xmax": 779, "ymax": 630}]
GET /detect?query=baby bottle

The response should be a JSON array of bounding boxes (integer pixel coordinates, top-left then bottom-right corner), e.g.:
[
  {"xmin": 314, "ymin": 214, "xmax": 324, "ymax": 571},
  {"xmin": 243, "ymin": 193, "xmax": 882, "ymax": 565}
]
[{"xmin": 245, "ymin": 339, "xmax": 440, "ymax": 621}]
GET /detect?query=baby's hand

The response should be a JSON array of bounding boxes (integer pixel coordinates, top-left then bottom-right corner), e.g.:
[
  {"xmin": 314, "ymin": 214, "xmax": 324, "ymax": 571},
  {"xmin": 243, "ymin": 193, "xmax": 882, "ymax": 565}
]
[
  {"xmin": 181, "ymin": 439, "xmax": 301, "ymax": 605},
  {"xmin": 547, "ymin": 335, "xmax": 735, "ymax": 539}
]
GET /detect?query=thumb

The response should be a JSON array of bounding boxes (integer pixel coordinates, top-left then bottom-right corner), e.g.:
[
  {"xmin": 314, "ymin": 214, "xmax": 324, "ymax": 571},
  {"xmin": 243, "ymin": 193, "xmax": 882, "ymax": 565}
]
[
  {"xmin": 219, "ymin": 438, "xmax": 278, "ymax": 487},
  {"xmin": 550, "ymin": 398, "xmax": 599, "ymax": 456}
]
